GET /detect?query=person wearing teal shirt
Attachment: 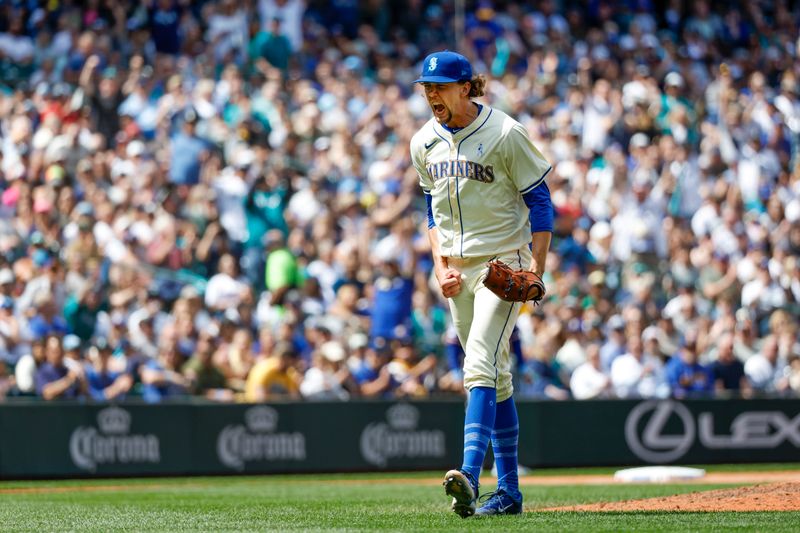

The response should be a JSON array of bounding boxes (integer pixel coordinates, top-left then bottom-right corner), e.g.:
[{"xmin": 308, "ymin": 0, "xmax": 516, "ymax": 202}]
[
  {"xmin": 242, "ymin": 173, "xmax": 290, "ymax": 290},
  {"xmin": 261, "ymin": 18, "xmax": 292, "ymax": 72},
  {"xmin": 63, "ymin": 287, "xmax": 108, "ymax": 342},
  {"xmin": 248, "ymin": 17, "xmax": 291, "ymax": 74},
  {"xmin": 244, "ymin": 173, "xmax": 290, "ymax": 246}
]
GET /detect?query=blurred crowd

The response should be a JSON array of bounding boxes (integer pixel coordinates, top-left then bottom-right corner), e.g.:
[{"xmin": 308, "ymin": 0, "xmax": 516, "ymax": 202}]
[{"xmin": 0, "ymin": 0, "xmax": 799, "ymax": 403}]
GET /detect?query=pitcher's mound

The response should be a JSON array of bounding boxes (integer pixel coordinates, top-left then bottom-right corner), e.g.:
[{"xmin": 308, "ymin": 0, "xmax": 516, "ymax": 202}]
[{"xmin": 548, "ymin": 482, "xmax": 800, "ymax": 512}]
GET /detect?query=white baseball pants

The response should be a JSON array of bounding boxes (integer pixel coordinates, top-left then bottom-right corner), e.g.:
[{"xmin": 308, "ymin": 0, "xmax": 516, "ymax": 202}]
[{"xmin": 446, "ymin": 246, "xmax": 531, "ymax": 402}]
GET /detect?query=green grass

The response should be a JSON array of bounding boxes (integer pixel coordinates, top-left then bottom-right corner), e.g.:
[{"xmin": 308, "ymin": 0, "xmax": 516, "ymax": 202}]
[{"xmin": 0, "ymin": 470, "xmax": 797, "ymax": 532}]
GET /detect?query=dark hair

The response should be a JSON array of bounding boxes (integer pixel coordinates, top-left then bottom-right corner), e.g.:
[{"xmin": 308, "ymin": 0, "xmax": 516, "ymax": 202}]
[{"xmin": 467, "ymin": 75, "xmax": 487, "ymax": 98}]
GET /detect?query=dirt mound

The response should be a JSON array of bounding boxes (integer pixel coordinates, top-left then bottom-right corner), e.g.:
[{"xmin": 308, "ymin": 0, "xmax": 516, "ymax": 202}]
[
  {"xmin": 548, "ymin": 482, "xmax": 800, "ymax": 512},
  {"xmin": 518, "ymin": 470, "xmax": 800, "ymax": 486}
]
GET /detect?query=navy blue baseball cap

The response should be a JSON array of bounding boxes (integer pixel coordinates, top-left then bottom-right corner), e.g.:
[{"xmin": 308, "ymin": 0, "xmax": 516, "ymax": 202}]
[{"xmin": 414, "ymin": 51, "xmax": 473, "ymax": 84}]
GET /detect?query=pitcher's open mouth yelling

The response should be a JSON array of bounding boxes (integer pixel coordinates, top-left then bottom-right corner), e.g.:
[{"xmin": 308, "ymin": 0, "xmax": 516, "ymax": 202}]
[{"xmin": 431, "ymin": 102, "xmax": 449, "ymax": 122}]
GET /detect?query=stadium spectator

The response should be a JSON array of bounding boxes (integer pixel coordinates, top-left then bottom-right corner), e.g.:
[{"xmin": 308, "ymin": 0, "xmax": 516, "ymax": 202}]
[
  {"xmin": 63, "ymin": 284, "xmax": 107, "ymax": 342},
  {"xmin": 139, "ymin": 340, "xmax": 189, "ymax": 403},
  {"xmin": 258, "ymin": 0, "xmax": 304, "ymax": 52},
  {"xmin": 36, "ymin": 335, "xmax": 84, "ymax": 400},
  {"xmin": 347, "ymin": 334, "xmax": 392, "ymax": 397},
  {"xmin": 205, "ymin": 253, "xmax": 249, "ymax": 311},
  {"xmin": 384, "ymin": 336, "xmax": 437, "ymax": 398},
  {"xmin": 62, "ymin": 334, "xmax": 86, "ymax": 376},
  {"xmin": 85, "ymin": 338, "xmax": 133, "ymax": 402},
  {"xmin": 519, "ymin": 336, "xmax": 570, "ymax": 400},
  {"xmin": 666, "ymin": 335, "xmax": 714, "ymax": 398},
  {"xmin": 0, "ymin": 295, "xmax": 23, "ymax": 365},
  {"xmin": 252, "ymin": 17, "xmax": 292, "ymax": 73},
  {"xmin": 710, "ymin": 333, "xmax": 751, "ymax": 397},
  {"xmin": 0, "ymin": 359, "xmax": 13, "ymax": 398},
  {"xmin": 788, "ymin": 355, "xmax": 800, "ymax": 396},
  {"xmin": 264, "ymin": 229, "xmax": 302, "ymax": 308},
  {"xmin": 744, "ymin": 335, "xmax": 790, "ymax": 394},
  {"xmin": 149, "ymin": 0, "xmax": 183, "ymax": 56},
  {"xmin": 300, "ymin": 340, "xmax": 355, "ymax": 400},
  {"xmin": 213, "ymin": 326, "xmax": 255, "ymax": 391},
  {"xmin": 0, "ymin": 0, "xmax": 798, "ymax": 402},
  {"xmin": 183, "ymin": 335, "xmax": 231, "ymax": 401},
  {"xmin": 369, "ymin": 220, "xmax": 416, "ymax": 344},
  {"xmin": 610, "ymin": 335, "xmax": 669, "ymax": 399},
  {"xmin": 437, "ymin": 328, "xmax": 465, "ymax": 394},
  {"xmin": 599, "ymin": 315, "xmax": 627, "ymax": 373},
  {"xmin": 169, "ymin": 108, "xmax": 209, "ymax": 186},
  {"xmin": 569, "ymin": 343, "xmax": 611, "ymax": 400},
  {"xmin": 245, "ymin": 341, "xmax": 302, "ymax": 401}
]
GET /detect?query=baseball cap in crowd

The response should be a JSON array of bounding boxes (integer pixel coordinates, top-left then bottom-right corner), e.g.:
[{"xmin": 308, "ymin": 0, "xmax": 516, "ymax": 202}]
[
  {"xmin": 665, "ymin": 72, "xmax": 685, "ymax": 88},
  {"xmin": 182, "ymin": 107, "xmax": 199, "ymax": 124},
  {"xmin": 629, "ymin": 133, "xmax": 650, "ymax": 150},
  {"xmin": 180, "ymin": 284, "xmax": 201, "ymax": 300},
  {"xmin": 0, "ymin": 268, "xmax": 14, "ymax": 285},
  {"xmin": 110, "ymin": 310, "xmax": 127, "ymax": 327},
  {"xmin": 588, "ymin": 270, "xmax": 606, "ymax": 287},
  {"xmin": 93, "ymin": 337, "xmax": 112, "ymax": 352},
  {"xmin": 608, "ymin": 314, "xmax": 626, "ymax": 331},
  {"xmin": 414, "ymin": 51, "xmax": 473, "ymax": 84},
  {"xmin": 32, "ymin": 249, "xmax": 53, "ymax": 268},
  {"xmin": 348, "ymin": 332, "xmax": 369, "ymax": 351},
  {"xmin": 713, "ymin": 250, "xmax": 731, "ymax": 262},
  {"xmin": 320, "ymin": 341, "xmax": 346, "ymax": 363},
  {"xmin": 126, "ymin": 140, "xmax": 146, "ymax": 158},
  {"xmin": 63, "ymin": 334, "xmax": 81, "ymax": 351},
  {"xmin": 642, "ymin": 326, "xmax": 660, "ymax": 343},
  {"xmin": 74, "ymin": 201, "xmax": 95, "ymax": 217},
  {"xmin": 476, "ymin": 1, "xmax": 495, "ymax": 21}
]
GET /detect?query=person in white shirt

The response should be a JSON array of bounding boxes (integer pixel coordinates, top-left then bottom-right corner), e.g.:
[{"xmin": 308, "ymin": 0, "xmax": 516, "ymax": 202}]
[
  {"xmin": 611, "ymin": 335, "xmax": 667, "ymax": 398},
  {"xmin": 569, "ymin": 343, "xmax": 610, "ymax": 400},
  {"xmin": 299, "ymin": 341, "xmax": 353, "ymax": 400},
  {"xmin": 744, "ymin": 335, "xmax": 788, "ymax": 392},
  {"xmin": 204, "ymin": 253, "xmax": 248, "ymax": 311}
]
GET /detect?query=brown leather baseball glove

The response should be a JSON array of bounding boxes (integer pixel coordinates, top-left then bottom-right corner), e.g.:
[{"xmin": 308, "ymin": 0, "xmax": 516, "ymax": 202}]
[{"xmin": 483, "ymin": 260, "xmax": 546, "ymax": 303}]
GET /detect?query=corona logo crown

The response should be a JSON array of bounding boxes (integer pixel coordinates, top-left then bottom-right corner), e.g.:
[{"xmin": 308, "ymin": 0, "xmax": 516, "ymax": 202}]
[
  {"xmin": 386, "ymin": 403, "xmax": 419, "ymax": 430},
  {"xmin": 97, "ymin": 407, "xmax": 131, "ymax": 435},
  {"xmin": 245, "ymin": 406, "xmax": 279, "ymax": 433}
]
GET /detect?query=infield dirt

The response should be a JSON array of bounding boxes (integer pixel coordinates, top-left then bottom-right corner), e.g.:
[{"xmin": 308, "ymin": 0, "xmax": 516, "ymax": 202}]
[
  {"xmin": 547, "ymin": 481, "xmax": 800, "ymax": 512},
  {"xmin": 518, "ymin": 470, "xmax": 800, "ymax": 486}
]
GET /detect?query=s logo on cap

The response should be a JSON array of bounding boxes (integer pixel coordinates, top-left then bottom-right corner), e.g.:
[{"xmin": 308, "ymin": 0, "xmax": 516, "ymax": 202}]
[{"xmin": 414, "ymin": 51, "xmax": 473, "ymax": 84}]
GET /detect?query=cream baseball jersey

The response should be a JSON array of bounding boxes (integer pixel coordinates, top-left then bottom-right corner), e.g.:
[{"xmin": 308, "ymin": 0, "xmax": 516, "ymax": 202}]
[{"xmin": 411, "ymin": 105, "xmax": 551, "ymax": 258}]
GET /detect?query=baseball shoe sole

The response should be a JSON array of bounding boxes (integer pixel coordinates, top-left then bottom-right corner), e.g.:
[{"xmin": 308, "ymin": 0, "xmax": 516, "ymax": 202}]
[{"xmin": 443, "ymin": 469, "xmax": 477, "ymax": 518}]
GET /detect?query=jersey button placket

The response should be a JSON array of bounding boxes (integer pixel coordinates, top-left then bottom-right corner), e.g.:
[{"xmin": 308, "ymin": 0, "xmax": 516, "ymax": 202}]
[{"xmin": 449, "ymin": 145, "xmax": 460, "ymax": 256}]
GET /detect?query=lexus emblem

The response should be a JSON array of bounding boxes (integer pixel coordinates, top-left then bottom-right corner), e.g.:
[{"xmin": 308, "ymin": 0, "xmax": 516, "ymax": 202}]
[{"xmin": 625, "ymin": 400, "xmax": 695, "ymax": 463}]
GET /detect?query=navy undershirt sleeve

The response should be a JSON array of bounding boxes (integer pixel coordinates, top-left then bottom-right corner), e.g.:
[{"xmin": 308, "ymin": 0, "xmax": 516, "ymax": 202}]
[
  {"xmin": 424, "ymin": 192, "xmax": 435, "ymax": 228},
  {"xmin": 522, "ymin": 181, "xmax": 554, "ymax": 233}
]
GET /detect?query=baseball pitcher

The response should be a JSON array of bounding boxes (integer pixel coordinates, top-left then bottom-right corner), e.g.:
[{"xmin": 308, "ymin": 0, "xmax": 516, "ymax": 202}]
[{"xmin": 410, "ymin": 51, "xmax": 553, "ymax": 517}]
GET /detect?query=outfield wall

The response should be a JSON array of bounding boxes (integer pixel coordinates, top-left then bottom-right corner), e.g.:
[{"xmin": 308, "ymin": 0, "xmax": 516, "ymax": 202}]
[{"xmin": 0, "ymin": 399, "xmax": 798, "ymax": 479}]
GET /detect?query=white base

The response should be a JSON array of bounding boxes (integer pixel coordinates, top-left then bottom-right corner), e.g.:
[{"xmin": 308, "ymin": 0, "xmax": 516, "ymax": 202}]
[{"xmin": 614, "ymin": 466, "xmax": 706, "ymax": 483}]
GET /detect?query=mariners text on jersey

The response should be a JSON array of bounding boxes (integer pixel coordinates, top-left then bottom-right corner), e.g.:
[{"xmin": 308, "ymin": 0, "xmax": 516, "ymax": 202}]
[
  {"xmin": 411, "ymin": 105, "xmax": 551, "ymax": 258},
  {"xmin": 425, "ymin": 160, "xmax": 495, "ymax": 183}
]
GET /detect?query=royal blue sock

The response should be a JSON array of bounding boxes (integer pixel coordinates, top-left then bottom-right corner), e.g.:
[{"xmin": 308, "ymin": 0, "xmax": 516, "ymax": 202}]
[
  {"xmin": 492, "ymin": 396, "xmax": 521, "ymax": 500},
  {"xmin": 461, "ymin": 386, "xmax": 496, "ymax": 487}
]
